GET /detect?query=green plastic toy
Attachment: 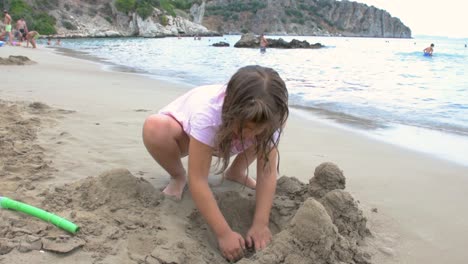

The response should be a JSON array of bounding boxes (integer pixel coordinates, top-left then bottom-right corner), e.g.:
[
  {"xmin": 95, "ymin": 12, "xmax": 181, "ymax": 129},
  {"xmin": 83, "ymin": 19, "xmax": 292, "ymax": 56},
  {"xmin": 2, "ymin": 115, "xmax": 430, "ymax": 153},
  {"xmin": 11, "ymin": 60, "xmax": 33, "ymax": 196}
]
[{"xmin": 0, "ymin": 196, "xmax": 79, "ymax": 234}]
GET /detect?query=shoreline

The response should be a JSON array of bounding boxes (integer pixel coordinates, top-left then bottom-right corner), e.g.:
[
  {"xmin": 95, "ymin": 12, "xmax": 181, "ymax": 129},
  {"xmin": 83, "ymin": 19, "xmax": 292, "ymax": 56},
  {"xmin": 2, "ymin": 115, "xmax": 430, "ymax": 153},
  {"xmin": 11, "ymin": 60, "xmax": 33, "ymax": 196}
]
[
  {"xmin": 49, "ymin": 43, "xmax": 468, "ymax": 167},
  {"xmin": 2, "ymin": 45, "xmax": 468, "ymax": 263}
]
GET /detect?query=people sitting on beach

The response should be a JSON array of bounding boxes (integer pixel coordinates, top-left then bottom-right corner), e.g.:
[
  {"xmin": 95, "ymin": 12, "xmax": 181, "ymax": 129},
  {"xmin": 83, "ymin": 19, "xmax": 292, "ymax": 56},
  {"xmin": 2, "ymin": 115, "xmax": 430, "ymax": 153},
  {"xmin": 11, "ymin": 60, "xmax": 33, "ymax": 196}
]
[
  {"xmin": 423, "ymin": 43, "xmax": 434, "ymax": 56},
  {"xmin": 143, "ymin": 65, "xmax": 289, "ymax": 262},
  {"xmin": 11, "ymin": 40, "xmax": 22, "ymax": 46},
  {"xmin": 259, "ymin": 34, "xmax": 268, "ymax": 53},
  {"xmin": 25, "ymin": 31, "xmax": 39, "ymax": 48}
]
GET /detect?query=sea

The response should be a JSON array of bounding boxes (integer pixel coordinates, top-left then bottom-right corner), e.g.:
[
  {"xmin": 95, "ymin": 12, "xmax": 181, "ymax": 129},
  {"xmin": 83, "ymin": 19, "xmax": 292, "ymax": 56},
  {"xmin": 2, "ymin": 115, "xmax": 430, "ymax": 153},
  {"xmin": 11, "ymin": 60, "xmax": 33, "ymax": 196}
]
[{"xmin": 48, "ymin": 35, "xmax": 468, "ymax": 167}]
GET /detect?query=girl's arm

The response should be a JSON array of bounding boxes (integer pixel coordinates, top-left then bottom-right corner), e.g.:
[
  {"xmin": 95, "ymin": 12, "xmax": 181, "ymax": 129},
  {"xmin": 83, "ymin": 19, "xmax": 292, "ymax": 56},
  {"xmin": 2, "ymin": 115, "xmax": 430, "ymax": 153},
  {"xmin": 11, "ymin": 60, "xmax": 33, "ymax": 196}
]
[
  {"xmin": 253, "ymin": 147, "xmax": 278, "ymax": 226},
  {"xmin": 246, "ymin": 147, "xmax": 278, "ymax": 250},
  {"xmin": 188, "ymin": 136, "xmax": 228, "ymax": 235},
  {"xmin": 188, "ymin": 136, "xmax": 245, "ymax": 260}
]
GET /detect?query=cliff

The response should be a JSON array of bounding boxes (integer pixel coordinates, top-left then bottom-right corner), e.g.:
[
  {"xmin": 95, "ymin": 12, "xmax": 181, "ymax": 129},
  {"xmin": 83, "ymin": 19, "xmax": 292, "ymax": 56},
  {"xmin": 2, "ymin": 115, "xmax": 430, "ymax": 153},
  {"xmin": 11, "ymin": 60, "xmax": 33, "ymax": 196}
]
[
  {"xmin": 2, "ymin": 0, "xmax": 411, "ymax": 38},
  {"xmin": 201, "ymin": 0, "xmax": 411, "ymax": 38},
  {"xmin": 11, "ymin": 0, "xmax": 218, "ymax": 38}
]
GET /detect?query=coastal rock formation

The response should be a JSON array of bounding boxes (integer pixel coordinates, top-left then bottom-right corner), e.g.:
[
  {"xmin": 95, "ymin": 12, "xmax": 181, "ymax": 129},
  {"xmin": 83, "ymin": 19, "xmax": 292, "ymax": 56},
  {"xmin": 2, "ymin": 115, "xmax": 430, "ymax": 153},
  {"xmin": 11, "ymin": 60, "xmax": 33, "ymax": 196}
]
[
  {"xmin": 49, "ymin": 4, "xmax": 217, "ymax": 38},
  {"xmin": 202, "ymin": 0, "xmax": 411, "ymax": 38},
  {"xmin": 234, "ymin": 33, "xmax": 324, "ymax": 49},
  {"xmin": 212, "ymin": 41, "xmax": 230, "ymax": 47},
  {"xmin": 6, "ymin": 0, "xmax": 410, "ymax": 38},
  {"xmin": 19, "ymin": 0, "xmax": 218, "ymax": 38}
]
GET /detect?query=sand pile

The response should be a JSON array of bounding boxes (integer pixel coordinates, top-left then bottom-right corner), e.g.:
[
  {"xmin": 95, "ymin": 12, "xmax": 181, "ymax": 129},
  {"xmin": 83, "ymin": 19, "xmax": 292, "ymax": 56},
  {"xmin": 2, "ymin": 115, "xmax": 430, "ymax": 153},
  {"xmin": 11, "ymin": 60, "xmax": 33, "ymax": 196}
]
[
  {"xmin": 0, "ymin": 100, "xmax": 373, "ymax": 264},
  {"xmin": 187, "ymin": 163, "xmax": 372, "ymax": 264},
  {"xmin": 0, "ymin": 55, "xmax": 36, "ymax": 65}
]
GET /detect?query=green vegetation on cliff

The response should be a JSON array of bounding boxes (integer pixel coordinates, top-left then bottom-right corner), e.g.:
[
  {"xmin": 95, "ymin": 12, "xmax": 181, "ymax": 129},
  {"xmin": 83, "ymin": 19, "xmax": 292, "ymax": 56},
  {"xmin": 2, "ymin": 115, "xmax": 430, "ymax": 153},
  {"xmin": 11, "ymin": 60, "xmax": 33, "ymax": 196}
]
[
  {"xmin": 115, "ymin": 0, "xmax": 197, "ymax": 19},
  {"xmin": 1, "ymin": 0, "xmax": 57, "ymax": 35},
  {"xmin": 205, "ymin": 1, "xmax": 267, "ymax": 21}
]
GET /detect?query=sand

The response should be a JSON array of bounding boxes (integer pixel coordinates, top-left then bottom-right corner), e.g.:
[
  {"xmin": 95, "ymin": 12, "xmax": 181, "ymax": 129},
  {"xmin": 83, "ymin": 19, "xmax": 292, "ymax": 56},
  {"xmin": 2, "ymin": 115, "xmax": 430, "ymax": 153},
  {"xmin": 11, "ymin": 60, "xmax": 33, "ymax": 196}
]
[{"xmin": 1, "ymin": 45, "xmax": 468, "ymax": 264}]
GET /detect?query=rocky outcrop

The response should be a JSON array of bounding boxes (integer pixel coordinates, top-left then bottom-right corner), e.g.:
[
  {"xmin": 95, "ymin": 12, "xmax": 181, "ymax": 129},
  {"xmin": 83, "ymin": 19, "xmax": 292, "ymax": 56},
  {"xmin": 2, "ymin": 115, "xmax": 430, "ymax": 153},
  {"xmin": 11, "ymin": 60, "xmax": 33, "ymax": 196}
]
[
  {"xmin": 212, "ymin": 41, "xmax": 230, "ymax": 47},
  {"xmin": 190, "ymin": 1, "xmax": 206, "ymax": 25},
  {"xmin": 19, "ymin": 0, "xmax": 410, "ymax": 38},
  {"xmin": 201, "ymin": 0, "xmax": 411, "ymax": 38},
  {"xmin": 32, "ymin": 0, "xmax": 218, "ymax": 38},
  {"xmin": 234, "ymin": 33, "xmax": 324, "ymax": 49}
]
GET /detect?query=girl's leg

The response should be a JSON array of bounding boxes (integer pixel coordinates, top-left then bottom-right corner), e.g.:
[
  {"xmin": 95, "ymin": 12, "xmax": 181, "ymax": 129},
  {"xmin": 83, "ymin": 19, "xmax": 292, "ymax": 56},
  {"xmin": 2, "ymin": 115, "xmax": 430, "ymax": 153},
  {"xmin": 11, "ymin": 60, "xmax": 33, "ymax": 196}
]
[
  {"xmin": 143, "ymin": 114, "xmax": 189, "ymax": 199},
  {"xmin": 224, "ymin": 145, "xmax": 257, "ymax": 189}
]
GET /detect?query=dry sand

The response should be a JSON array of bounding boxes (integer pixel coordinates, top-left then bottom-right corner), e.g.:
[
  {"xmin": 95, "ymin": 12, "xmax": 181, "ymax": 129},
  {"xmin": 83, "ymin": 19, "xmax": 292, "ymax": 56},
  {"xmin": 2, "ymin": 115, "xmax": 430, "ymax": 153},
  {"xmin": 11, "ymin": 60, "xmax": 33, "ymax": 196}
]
[{"xmin": 1, "ymin": 45, "xmax": 468, "ymax": 264}]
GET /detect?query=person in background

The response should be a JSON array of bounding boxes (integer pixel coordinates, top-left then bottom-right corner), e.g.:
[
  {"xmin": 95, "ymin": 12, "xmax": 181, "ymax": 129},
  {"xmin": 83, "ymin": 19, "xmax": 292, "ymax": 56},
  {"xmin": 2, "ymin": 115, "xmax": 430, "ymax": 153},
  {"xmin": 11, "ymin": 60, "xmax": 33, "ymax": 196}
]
[
  {"xmin": 142, "ymin": 65, "xmax": 289, "ymax": 262},
  {"xmin": 3, "ymin": 10, "xmax": 13, "ymax": 45},
  {"xmin": 259, "ymin": 34, "xmax": 268, "ymax": 53},
  {"xmin": 55, "ymin": 39, "xmax": 61, "ymax": 46},
  {"xmin": 47, "ymin": 38, "xmax": 51, "ymax": 45},
  {"xmin": 16, "ymin": 18, "xmax": 28, "ymax": 41},
  {"xmin": 423, "ymin": 43, "xmax": 434, "ymax": 56},
  {"xmin": 25, "ymin": 31, "xmax": 39, "ymax": 48}
]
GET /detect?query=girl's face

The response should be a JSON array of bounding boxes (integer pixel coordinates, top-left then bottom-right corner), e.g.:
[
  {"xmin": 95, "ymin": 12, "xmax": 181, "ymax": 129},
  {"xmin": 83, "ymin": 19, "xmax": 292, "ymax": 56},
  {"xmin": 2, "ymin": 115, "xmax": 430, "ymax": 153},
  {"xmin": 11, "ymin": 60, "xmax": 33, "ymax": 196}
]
[{"xmin": 233, "ymin": 121, "xmax": 267, "ymax": 140}]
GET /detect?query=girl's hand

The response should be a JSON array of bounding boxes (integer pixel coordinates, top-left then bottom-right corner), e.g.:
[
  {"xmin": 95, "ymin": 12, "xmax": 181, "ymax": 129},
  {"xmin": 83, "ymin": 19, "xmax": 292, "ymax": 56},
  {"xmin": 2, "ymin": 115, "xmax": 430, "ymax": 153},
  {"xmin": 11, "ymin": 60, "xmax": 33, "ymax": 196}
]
[
  {"xmin": 218, "ymin": 230, "xmax": 245, "ymax": 262},
  {"xmin": 246, "ymin": 224, "xmax": 272, "ymax": 251}
]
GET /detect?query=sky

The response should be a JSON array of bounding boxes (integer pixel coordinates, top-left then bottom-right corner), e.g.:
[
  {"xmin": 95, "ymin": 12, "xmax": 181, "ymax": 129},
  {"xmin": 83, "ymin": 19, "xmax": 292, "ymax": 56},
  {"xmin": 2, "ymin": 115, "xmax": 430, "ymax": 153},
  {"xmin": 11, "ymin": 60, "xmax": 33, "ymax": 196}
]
[{"xmin": 353, "ymin": 0, "xmax": 468, "ymax": 38}]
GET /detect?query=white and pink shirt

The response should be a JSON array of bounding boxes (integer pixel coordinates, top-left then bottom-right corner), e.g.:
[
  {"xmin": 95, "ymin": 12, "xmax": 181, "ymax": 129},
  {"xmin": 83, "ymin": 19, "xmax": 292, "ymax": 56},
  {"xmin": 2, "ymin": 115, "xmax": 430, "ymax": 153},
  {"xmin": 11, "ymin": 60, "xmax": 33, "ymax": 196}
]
[{"xmin": 159, "ymin": 85, "xmax": 255, "ymax": 155}]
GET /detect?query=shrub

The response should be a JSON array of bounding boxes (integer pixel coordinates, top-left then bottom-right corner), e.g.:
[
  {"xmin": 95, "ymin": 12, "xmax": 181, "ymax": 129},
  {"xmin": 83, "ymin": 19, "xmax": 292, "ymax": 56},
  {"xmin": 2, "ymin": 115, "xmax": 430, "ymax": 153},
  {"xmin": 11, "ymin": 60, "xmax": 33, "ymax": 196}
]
[
  {"xmin": 62, "ymin": 20, "xmax": 77, "ymax": 30},
  {"xmin": 160, "ymin": 0, "xmax": 176, "ymax": 17},
  {"xmin": 88, "ymin": 7, "xmax": 98, "ymax": 17},
  {"xmin": 35, "ymin": 0, "xmax": 59, "ymax": 11},
  {"xmin": 31, "ymin": 12, "xmax": 57, "ymax": 35},
  {"xmin": 105, "ymin": 16, "xmax": 113, "ymax": 24},
  {"xmin": 160, "ymin": 15, "xmax": 168, "ymax": 26},
  {"xmin": 173, "ymin": 0, "xmax": 192, "ymax": 10},
  {"xmin": 99, "ymin": 3, "xmax": 114, "ymax": 18},
  {"xmin": 115, "ymin": 0, "xmax": 136, "ymax": 14},
  {"xmin": 136, "ymin": 1, "xmax": 154, "ymax": 20},
  {"xmin": 8, "ymin": 0, "xmax": 32, "ymax": 21}
]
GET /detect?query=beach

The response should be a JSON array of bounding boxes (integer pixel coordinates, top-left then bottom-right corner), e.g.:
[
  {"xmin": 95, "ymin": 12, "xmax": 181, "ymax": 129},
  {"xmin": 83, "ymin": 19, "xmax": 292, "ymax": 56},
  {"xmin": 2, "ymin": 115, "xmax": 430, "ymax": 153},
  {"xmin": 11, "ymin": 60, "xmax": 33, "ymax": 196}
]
[{"xmin": 1, "ymin": 45, "xmax": 468, "ymax": 264}]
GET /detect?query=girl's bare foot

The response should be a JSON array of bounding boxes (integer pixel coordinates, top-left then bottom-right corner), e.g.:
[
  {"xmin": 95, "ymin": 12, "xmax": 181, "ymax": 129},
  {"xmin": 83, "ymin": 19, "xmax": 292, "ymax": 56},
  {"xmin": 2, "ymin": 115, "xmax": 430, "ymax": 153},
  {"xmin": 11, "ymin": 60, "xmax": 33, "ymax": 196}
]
[
  {"xmin": 224, "ymin": 169, "xmax": 256, "ymax": 189},
  {"xmin": 162, "ymin": 177, "xmax": 187, "ymax": 200}
]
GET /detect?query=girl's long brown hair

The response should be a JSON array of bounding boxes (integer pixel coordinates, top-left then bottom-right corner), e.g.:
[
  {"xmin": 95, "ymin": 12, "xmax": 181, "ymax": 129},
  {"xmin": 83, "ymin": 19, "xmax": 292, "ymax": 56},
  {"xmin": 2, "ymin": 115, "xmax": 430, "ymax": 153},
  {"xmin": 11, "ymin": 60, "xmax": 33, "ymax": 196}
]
[{"xmin": 214, "ymin": 65, "xmax": 289, "ymax": 174}]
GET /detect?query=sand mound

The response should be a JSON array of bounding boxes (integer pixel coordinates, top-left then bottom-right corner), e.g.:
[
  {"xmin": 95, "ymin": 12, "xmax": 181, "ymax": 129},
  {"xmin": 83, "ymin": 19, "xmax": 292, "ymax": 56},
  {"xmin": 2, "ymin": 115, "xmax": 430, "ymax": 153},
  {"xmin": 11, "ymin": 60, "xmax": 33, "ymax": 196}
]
[
  {"xmin": 0, "ymin": 55, "xmax": 36, "ymax": 65},
  {"xmin": 1, "ymin": 165, "xmax": 372, "ymax": 263},
  {"xmin": 185, "ymin": 168, "xmax": 371, "ymax": 264},
  {"xmin": 0, "ymin": 100, "xmax": 373, "ymax": 263}
]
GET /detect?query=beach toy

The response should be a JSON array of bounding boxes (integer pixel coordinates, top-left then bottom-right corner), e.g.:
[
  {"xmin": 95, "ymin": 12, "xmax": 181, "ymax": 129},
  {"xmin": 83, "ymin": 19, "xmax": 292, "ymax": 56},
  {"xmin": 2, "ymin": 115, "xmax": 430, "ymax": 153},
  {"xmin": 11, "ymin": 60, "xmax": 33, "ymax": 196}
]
[
  {"xmin": 0, "ymin": 41, "xmax": 4, "ymax": 47},
  {"xmin": 0, "ymin": 196, "xmax": 79, "ymax": 234}
]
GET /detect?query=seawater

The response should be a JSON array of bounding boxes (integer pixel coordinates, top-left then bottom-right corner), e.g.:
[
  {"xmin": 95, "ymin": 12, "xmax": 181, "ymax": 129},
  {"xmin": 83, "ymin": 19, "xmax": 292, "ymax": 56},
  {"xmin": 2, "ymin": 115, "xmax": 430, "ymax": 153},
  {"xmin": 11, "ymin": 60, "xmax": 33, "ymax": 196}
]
[{"xmin": 52, "ymin": 35, "xmax": 468, "ymax": 166}]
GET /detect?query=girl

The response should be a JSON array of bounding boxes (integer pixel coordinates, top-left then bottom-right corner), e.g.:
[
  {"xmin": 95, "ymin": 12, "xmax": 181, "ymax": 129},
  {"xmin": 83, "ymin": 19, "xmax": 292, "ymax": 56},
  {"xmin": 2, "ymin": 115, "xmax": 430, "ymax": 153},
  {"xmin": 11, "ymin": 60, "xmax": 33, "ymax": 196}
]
[
  {"xmin": 142, "ymin": 65, "xmax": 289, "ymax": 261},
  {"xmin": 25, "ymin": 31, "xmax": 39, "ymax": 48}
]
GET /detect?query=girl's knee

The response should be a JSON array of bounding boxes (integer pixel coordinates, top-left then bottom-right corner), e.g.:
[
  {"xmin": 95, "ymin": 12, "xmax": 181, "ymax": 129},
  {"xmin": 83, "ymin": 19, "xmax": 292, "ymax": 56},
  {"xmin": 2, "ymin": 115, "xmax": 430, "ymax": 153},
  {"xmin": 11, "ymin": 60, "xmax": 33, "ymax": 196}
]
[
  {"xmin": 143, "ymin": 114, "xmax": 183, "ymax": 141},
  {"xmin": 144, "ymin": 114, "xmax": 169, "ymax": 137}
]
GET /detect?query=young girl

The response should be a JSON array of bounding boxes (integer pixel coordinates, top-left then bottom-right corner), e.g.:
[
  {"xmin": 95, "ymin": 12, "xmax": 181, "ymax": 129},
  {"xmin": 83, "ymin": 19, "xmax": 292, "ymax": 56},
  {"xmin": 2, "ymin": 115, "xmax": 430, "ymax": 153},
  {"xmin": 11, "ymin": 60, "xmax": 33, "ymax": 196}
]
[
  {"xmin": 142, "ymin": 65, "xmax": 289, "ymax": 261},
  {"xmin": 25, "ymin": 31, "xmax": 39, "ymax": 48}
]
